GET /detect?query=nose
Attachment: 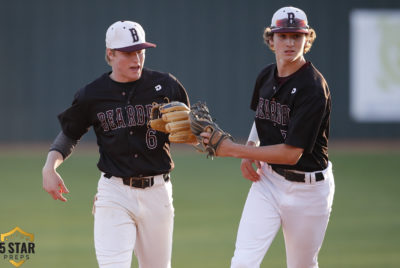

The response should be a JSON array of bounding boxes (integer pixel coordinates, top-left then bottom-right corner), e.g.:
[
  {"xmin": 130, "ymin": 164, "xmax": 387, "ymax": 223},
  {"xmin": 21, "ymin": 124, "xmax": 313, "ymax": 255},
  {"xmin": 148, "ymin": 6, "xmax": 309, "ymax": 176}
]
[
  {"xmin": 129, "ymin": 52, "xmax": 141, "ymax": 63},
  {"xmin": 131, "ymin": 53, "xmax": 139, "ymax": 63},
  {"xmin": 135, "ymin": 52, "xmax": 141, "ymax": 62},
  {"xmin": 287, "ymin": 38, "xmax": 295, "ymax": 46}
]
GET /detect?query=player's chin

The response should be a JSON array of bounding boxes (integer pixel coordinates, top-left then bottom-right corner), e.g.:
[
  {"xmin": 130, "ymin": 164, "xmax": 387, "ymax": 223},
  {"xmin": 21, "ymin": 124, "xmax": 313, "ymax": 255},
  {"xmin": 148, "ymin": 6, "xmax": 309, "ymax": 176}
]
[
  {"xmin": 281, "ymin": 52, "xmax": 299, "ymax": 61},
  {"xmin": 127, "ymin": 70, "xmax": 142, "ymax": 81}
]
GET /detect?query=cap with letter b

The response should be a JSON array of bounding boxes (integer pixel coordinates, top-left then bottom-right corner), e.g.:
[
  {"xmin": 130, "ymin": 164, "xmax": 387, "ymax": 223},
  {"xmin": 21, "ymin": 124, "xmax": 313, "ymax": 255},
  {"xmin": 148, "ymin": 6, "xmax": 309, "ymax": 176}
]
[
  {"xmin": 105, "ymin": 20, "xmax": 156, "ymax": 52},
  {"xmin": 270, "ymin": 6, "xmax": 309, "ymax": 33}
]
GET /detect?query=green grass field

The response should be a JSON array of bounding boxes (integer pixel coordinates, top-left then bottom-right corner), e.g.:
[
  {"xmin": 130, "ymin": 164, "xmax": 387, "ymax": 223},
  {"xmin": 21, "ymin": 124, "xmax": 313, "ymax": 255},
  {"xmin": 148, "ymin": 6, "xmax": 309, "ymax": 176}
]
[{"xmin": 0, "ymin": 144, "xmax": 399, "ymax": 268}]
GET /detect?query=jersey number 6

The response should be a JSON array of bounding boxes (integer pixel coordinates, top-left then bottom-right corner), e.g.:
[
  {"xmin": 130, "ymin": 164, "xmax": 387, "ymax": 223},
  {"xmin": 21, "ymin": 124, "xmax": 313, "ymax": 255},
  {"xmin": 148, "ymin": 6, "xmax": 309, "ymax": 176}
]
[{"xmin": 146, "ymin": 129, "xmax": 158, "ymax": 149}]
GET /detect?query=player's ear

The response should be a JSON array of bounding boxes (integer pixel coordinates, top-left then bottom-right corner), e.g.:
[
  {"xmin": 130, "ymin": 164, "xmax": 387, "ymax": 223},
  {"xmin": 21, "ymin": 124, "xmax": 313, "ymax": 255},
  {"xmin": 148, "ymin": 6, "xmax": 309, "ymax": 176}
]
[
  {"xmin": 105, "ymin": 48, "xmax": 115, "ymax": 66},
  {"xmin": 268, "ymin": 37, "xmax": 274, "ymax": 49},
  {"xmin": 106, "ymin": 48, "xmax": 117, "ymax": 65}
]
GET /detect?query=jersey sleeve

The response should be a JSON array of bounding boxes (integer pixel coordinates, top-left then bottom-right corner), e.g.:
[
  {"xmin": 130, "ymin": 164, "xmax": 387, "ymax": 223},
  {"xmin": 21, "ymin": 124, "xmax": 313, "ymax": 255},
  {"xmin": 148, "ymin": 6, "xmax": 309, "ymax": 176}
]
[
  {"xmin": 169, "ymin": 74, "xmax": 190, "ymax": 107},
  {"xmin": 57, "ymin": 88, "xmax": 91, "ymax": 140},
  {"xmin": 250, "ymin": 66, "xmax": 273, "ymax": 111},
  {"xmin": 176, "ymin": 79, "xmax": 190, "ymax": 106},
  {"xmin": 285, "ymin": 91, "xmax": 328, "ymax": 153},
  {"xmin": 250, "ymin": 79, "xmax": 260, "ymax": 111}
]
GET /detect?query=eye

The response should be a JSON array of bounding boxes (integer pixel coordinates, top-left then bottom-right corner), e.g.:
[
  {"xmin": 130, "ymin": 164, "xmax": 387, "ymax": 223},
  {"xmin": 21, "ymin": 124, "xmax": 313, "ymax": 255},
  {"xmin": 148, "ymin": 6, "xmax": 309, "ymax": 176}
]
[
  {"xmin": 121, "ymin": 51, "xmax": 132, "ymax": 57},
  {"xmin": 135, "ymin": 50, "xmax": 145, "ymax": 56}
]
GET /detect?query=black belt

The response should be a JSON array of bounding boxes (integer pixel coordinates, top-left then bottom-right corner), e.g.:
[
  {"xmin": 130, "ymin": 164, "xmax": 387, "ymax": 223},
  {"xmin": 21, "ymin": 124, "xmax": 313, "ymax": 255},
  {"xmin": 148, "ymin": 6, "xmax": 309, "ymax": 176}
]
[
  {"xmin": 271, "ymin": 167, "xmax": 324, "ymax": 183},
  {"xmin": 104, "ymin": 173, "xmax": 170, "ymax": 188}
]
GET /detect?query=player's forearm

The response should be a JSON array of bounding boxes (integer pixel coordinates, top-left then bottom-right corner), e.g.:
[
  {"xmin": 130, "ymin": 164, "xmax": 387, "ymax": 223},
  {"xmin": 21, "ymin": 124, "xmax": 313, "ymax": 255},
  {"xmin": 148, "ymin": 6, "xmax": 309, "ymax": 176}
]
[
  {"xmin": 220, "ymin": 141, "xmax": 303, "ymax": 165},
  {"xmin": 42, "ymin": 150, "xmax": 64, "ymax": 172}
]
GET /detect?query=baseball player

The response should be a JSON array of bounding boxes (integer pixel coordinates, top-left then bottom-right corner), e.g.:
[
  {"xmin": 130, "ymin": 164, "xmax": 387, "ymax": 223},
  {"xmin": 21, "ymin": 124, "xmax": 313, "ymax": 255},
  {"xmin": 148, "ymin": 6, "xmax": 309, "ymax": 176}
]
[
  {"xmin": 42, "ymin": 20, "xmax": 189, "ymax": 268},
  {"xmin": 201, "ymin": 6, "xmax": 335, "ymax": 268}
]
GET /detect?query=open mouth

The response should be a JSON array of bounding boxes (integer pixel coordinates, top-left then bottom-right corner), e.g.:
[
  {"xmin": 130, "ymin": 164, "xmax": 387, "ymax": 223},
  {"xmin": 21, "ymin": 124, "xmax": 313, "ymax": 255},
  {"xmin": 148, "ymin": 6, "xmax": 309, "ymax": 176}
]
[{"xmin": 130, "ymin": 66, "xmax": 140, "ymax": 72}]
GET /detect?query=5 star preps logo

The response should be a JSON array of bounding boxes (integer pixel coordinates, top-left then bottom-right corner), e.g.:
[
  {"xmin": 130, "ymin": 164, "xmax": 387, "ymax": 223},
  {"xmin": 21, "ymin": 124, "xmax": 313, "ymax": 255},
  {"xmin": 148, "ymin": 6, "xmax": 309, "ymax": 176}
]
[{"xmin": 0, "ymin": 227, "xmax": 35, "ymax": 267}]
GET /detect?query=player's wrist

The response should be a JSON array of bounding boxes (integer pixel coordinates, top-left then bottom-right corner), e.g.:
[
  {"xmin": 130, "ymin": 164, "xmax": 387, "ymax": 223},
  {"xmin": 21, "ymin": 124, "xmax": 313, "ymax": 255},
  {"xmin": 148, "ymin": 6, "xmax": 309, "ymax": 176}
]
[
  {"xmin": 217, "ymin": 139, "xmax": 235, "ymax": 157},
  {"xmin": 42, "ymin": 164, "xmax": 57, "ymax": 175},
  {"xmin": 246, "ymin": 140, "xmax": 257, "ymax": 147}
]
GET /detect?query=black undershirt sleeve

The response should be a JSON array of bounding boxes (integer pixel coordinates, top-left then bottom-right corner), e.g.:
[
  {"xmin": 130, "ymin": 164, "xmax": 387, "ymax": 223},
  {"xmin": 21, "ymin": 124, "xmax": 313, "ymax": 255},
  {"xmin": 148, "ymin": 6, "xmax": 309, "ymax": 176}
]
[{"xmin": 49, "ymin": 131, "xmax": 79, "ymax": 160}]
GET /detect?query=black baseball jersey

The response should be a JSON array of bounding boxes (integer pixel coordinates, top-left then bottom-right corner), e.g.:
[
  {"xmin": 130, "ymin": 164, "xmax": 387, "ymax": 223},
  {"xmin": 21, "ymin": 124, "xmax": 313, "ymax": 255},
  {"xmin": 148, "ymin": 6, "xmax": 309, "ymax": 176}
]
[
  {"xmin": 250, "ymin": 62, "xmax": 331, "ymax": 172},
  {"xmin": 58, "ymin": 67, "xmax": 189, "ymax": 177}
]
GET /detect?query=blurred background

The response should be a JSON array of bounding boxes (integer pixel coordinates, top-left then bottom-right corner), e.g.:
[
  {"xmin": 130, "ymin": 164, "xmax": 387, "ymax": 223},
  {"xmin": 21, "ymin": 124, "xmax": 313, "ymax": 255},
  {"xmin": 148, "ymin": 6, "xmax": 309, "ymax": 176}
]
[
  {"xmin": 1, "ymin": 0, "xmax": 399, "ymax": 267},
  {"xmin": 1, "ymin": 0, "xmax": 399, "ymax": 142}
]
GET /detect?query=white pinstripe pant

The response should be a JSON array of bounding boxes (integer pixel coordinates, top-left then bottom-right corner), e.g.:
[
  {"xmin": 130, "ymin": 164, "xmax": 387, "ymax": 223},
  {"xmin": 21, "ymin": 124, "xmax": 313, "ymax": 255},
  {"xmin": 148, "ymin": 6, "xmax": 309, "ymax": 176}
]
[
  {"xmin": 231, "ymin": 162, "xmax": 335, "ymax": 268},
  {"xmin": 93, "ymin": 174, "xmax": 174, "ymax": 268}
]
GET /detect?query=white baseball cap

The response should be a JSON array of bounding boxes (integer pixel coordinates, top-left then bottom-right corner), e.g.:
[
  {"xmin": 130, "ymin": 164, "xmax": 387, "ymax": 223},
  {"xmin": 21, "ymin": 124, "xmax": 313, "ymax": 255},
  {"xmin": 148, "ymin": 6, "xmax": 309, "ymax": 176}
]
[
  {"xmin": 105, "ymin": 20, "xmax": 156, "ymax": 52},
  {"xmin": 270, "ymin": 7, "xmax": 309, "ymax": 33}
]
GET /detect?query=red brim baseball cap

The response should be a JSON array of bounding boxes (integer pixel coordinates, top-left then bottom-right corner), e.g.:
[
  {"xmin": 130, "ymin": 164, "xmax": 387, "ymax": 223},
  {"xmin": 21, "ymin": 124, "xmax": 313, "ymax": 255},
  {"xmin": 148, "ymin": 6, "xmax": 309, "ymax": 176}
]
[
  {"xmin": 106, "ymin": 20, "xmax": 157, "ymax": 52},
  {"xmin": 115, "ymin": 42, "xmax": 156, "ymax": 52},
  {"xmin": 270, "ymin": 6, "xmax": 309, "ymax": 33}
]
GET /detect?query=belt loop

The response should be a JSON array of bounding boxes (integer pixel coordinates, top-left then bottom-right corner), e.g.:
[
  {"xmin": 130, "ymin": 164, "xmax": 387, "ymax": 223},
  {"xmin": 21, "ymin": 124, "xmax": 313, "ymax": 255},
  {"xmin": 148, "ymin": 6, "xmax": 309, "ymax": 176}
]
[
  {"xmin": 129, "ymin": 178, "xmax": 133, "ymax": 187},
  {"xmin": 304, "ymin": 173, "xmax": 309, "ymax": 184},
  {"xmin": 310, "ymin": 173, "xmax": 316, "ymax": 184},
  {"xmin": 164, "ymin": 173, "xmax": 170, "ymax": 181}
]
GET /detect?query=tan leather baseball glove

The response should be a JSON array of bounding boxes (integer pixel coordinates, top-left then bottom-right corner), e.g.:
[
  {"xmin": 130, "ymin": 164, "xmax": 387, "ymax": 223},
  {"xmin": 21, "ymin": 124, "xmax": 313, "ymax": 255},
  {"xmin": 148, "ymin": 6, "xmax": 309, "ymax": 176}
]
[{"xmin": 149, "ymin": 101, "xmax": 197, "ymax": 144}]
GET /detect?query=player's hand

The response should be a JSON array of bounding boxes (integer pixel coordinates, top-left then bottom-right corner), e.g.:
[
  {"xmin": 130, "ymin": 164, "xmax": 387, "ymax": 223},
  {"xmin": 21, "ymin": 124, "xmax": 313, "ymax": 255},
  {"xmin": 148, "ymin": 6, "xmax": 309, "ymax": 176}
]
[
  {"xmin": 42, "ymin": 168, "xmax": 69, "ymax": 202},
  {"xmin": 200, "ymin": 131, "xmax": 232, "ymax": 156},
  {"xmin": 240, "ymin": 158, "xmax": 261, "ymax": 182}
]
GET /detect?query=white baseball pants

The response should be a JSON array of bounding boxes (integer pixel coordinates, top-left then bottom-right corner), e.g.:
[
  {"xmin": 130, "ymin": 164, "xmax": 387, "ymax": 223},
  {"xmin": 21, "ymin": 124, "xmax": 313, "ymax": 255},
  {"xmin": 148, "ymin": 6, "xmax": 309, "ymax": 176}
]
[
  {"xmin": 231, "ymin": 162, "xmax": 335, "ymax": 268},
  {"xmin": 93, "ymin": 173, "xmax": 174, "ymax": 268}
]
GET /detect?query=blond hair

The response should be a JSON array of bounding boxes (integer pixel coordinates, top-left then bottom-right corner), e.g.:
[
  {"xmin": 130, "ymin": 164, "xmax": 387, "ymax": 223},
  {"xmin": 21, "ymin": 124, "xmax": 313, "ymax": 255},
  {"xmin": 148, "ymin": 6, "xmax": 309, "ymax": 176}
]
[{"xmin": 263, "ymin": 27, "xmax": 316, "ymax": 54}]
